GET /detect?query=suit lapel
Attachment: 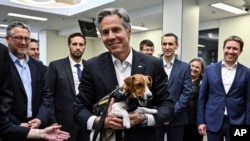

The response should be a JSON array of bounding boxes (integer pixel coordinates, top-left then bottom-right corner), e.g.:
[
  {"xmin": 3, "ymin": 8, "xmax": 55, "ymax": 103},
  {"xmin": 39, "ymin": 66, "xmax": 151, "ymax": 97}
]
[
  {"xmin": 101, "ymin": 54, "xmax": 118, "ymax": 90},
  {"xmin": 215, "ymin": 62, "xmax": 227, "ymax": 94},
  {"xmin": 227, "ymin": 63, "xmax": 242, "ymax": 94},
  {"xmin": 10, "ymin": 60, "xmax": 26, "ymax": 94},
  {"xmin": 28, "ymin": 59, "xmax": 36, "ymax": 100},
  {"xmin": 63, "ymin": 58, "xmax": 76, "ymax": 94},
  {"xmin": 131, "ymin": 50, "xmax": 145, "ymax": 74},
  {"xmin": 168, "ymin": 59, "xmax": 180, "ymax": 87}
]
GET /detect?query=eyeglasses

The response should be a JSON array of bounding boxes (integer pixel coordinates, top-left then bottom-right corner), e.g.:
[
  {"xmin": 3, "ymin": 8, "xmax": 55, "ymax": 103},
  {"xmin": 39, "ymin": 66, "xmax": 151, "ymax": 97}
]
[{"xmin": 9, "ymin": 36, "xmax": 31, "ymax": 43}]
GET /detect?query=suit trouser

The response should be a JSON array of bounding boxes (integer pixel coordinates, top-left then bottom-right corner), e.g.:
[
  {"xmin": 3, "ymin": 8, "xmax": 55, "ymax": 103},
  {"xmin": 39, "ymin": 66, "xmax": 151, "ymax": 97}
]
[
  {"xmin": 207, "ymin": 116, "xmax": 230, "ymax": 141},
  {"xmin": 155, "ymin": 125, "xmax": 184, "ymax": 141}
]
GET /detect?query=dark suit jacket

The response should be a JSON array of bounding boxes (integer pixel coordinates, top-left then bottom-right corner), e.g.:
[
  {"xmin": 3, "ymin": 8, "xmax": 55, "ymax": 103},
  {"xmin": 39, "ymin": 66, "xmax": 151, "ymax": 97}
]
[
  {"xmin": 0, "ymin": 43, "xmax": 30, "ymax": 140},
  {"xmin": 74, "ymin": 49, "xmax": 174, "ymax": 141},
  {"xmin": 167, "ymin": 59, "xmax": 192, "ymax": 126},
  {"xmin": 47, "ymin": 57, "xmax": 86, "ymax": 139},
  {"xmin": 197, "ymin": 61, "xmax": 250, "ymax": 132},
  {"xmin": 9, "ymin": 55, "xmax": 50, "ymax": 126}
]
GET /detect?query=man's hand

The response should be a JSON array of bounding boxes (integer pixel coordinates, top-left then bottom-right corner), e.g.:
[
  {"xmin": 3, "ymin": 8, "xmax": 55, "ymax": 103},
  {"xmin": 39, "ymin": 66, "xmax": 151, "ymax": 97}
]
[
  {"xmin": 20, "ymin": 122, "xmax": 30, "ymax": 128},
  {"xmin": 28, "ymin": 118, "xmax": 42, "ymax": 128},
  {"xmin": 106, "ymin": 98, "xmax": 123, "ymax": 129},
  {"xmin": 198, "ymin": 124, "xmax": 207, "ymax": 136},
  {"xmin": 129, "ymin": 112, "xmax": 145, "ymax": 127}
]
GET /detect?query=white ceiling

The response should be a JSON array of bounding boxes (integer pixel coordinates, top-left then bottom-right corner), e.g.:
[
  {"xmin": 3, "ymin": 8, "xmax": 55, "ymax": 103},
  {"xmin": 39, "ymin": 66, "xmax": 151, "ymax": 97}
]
[{"xmin": 0, "ymin": 0, "xmax": 250, "ymax": 36}]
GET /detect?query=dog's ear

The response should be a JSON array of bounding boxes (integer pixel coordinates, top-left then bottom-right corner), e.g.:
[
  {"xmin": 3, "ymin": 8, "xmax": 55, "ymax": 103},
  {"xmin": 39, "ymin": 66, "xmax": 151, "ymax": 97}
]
[
  {"xmin": 146, "ymin": 75, "xmax": 152, "ymax": 88},
  {"xmin": 123, "ymin": 75, "xmax": 133, "ymax": 89}
]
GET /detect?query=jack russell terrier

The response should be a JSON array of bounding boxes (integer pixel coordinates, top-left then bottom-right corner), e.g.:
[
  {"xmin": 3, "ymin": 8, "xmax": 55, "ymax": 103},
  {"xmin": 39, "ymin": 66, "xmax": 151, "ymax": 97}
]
[{"xmin": 92, "ymin": 74, "xmax": 157, "ymax": 141}]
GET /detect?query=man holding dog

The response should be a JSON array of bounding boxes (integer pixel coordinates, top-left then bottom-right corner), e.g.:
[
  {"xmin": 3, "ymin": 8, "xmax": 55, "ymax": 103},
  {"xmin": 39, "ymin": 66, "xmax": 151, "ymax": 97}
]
[{"xmin": 74, "ymin": 8, "xmax": 174, "ymax": 141}]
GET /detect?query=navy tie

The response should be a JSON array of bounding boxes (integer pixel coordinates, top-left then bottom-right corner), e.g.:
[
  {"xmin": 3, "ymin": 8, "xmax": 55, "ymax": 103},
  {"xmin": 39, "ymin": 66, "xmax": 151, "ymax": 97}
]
[{"xmin": 75, "ymin": 64, "xmax": 82, "ymax": 80}]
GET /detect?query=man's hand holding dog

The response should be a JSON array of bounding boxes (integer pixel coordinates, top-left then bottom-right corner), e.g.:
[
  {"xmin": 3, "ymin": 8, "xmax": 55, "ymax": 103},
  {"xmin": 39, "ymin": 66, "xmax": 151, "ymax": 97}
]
[{"xmin": 103, "ymin": 98, "xmax": 146, "ymax": 129}]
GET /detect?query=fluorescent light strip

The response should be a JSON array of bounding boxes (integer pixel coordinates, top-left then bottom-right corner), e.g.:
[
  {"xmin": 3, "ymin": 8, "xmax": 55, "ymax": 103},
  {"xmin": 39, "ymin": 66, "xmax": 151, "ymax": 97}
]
[
  {"xmin": 8, "ymin": 13, "xmax": 48, "ymax": 21},
  {"xmin": 0, "ymin": 24, "xmax": 8, "ymax": 28},
  {"xmin": 211, "ymin": 3, "xmax": 247, "ymax": 14},
  {"xmin": 132, "ymin": 25, "xmax": 149, "ymax": 31}
]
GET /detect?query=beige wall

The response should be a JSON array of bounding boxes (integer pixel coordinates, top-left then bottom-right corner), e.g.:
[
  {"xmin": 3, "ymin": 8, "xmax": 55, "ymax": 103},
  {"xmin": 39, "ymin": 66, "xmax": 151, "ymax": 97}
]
[
  {"xmin": 200, "ymin": 14, "xmax": 250, "ymax": 67},
  {"xmin": 44, "ymin": 13, "xmax": 250, "ymax": 67}
]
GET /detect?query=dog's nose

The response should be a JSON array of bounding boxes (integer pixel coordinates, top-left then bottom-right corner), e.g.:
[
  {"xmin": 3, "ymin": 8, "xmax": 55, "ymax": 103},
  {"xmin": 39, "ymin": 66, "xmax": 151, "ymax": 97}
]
[{"xmin": 147, "ymin": 95, "xmax": 152, "ymax": 100}]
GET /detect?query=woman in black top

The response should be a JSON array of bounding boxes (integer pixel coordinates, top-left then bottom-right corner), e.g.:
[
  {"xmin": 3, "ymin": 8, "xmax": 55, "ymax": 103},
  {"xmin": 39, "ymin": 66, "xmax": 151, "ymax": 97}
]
[{"xmin": 183, "ymin": 57, "xmax": 205, "ymax": 141}]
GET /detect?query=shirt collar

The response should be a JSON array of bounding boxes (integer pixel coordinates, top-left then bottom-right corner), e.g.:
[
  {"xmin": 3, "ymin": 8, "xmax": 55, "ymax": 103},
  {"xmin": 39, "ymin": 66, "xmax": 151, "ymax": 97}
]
[
  {"xmin": 111, "ymin": 48, "xmax": 133, "ymax": 65},
  {"xmin": 9, "ymin": 51, "xmax": 29, "ymax": 63},
  {"xmin": 68, "ymin": 56, "xmax": 81, "ymax": 67},
  {"xmin": 221, "ymin": 59, "xmax": 237, "ymax": 69},
  {"xmin": 163, "ymin": 56, "xmax": 175, "ymax": 67}
]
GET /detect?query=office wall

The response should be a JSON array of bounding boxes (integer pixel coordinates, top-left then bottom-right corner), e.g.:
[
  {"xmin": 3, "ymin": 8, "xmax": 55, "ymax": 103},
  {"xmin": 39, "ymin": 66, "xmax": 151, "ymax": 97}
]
[
  {"xmin": 219, "ymin": 15, "xmax": 250, "ymax": 67},
  {"xmin": 45, "ymin": 13, "xmax": 250, "ymax": 67},
  {"xmin": 42, "ymin": 30, "xmax": 95, "ymax": 65},
  {"xmin": 81, "ymin": 29, "xmax": 163, "ymax": 58},
  {"xmin": 200, "ymin": 14, "xmax": 250, "ymax": 67}
]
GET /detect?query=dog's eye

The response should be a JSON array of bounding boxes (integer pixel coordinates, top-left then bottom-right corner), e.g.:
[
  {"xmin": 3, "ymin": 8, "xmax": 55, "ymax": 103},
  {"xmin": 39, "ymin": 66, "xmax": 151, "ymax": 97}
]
[{"xmin": 135, "ymin": 83, "xmax": 143, "ymax": 88}]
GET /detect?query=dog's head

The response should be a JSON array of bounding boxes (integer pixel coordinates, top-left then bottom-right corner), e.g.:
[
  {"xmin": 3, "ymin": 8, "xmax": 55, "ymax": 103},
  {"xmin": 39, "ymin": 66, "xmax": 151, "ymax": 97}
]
[{"xmin": 122, "ymin": 74, "xmax": 153, "ymax": 106}]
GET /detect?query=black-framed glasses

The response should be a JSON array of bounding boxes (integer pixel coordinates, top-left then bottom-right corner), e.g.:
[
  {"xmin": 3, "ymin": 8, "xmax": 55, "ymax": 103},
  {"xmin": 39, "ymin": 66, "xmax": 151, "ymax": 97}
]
[{"xmin": 9, "ymin": 36, "xmax": 31, "ymax": 43}]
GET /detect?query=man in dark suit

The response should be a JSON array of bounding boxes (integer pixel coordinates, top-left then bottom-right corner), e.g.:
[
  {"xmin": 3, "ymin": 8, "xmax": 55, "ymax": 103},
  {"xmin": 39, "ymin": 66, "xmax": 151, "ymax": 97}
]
[
  {"xmin": 155, "ymin": 33, "xmax": 192, "ymax": 141},
  {"xmin": 46, "ymin": 32, "xmax": 88, "ymax": 141},
  {"xmin": 0, "ymin": 43, "xmax": 70, "ymax": 141},
  {"xmin": 197, "ymin": 35, "xmax": 250, "ymax": 141},
  {"xmin": 3, "ymin": 21, "xmax": 50, "ymax": 141},
  {"xmin": 74, "ymin": 8, "xmax": 174, "ymax": 141}
]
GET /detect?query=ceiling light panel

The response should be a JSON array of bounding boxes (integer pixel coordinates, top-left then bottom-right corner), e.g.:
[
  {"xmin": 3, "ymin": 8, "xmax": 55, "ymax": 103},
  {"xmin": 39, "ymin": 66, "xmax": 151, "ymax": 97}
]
[{"xmin": 211, "ymin": 3, "xmax": 247, "ymax": 14}]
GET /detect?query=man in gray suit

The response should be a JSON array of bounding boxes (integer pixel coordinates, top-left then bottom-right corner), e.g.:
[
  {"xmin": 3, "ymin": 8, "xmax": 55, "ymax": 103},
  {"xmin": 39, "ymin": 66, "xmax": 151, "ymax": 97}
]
[
  {"xmin": 46, "ymin": 32, "xmax": 88, "ymax": 141},
  {"xmin": 74, "ymin": 8, "xmax": 174, "ymax": 141}
]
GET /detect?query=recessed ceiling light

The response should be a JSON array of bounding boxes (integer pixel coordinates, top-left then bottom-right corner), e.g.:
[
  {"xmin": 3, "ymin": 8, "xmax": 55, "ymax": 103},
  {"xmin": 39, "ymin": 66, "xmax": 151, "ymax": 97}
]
[
  {"xmin": 132, "ymin": 25, "xmax": 149, "ymax": 31},
  {"xmin": 0, "ymin": 24, "xmax": 8, "ymax": 28},
  {"xmin": 211, "ymin": 3, "xmax": 247, "ymax": 14},
  {"xmin": 7, "ymin": 13, "xmax": 48, "ymax": 21}
]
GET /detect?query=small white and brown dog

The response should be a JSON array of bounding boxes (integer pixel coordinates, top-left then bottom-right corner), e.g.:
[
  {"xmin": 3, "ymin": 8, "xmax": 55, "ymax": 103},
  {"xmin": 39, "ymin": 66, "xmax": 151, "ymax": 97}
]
[
  {"xmin": 111, "ymin": 74, "xmax": 158, "ymax": 129},
  {"xmin": 91, "ymin": 74, "xmax": 158, "ymax": 141}
]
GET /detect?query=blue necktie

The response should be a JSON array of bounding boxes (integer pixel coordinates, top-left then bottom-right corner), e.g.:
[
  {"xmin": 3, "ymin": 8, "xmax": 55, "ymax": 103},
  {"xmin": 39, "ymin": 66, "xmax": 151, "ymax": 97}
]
[{"xmin": 75, "ymin": 64, "xmax": 82, "ymax": 80}]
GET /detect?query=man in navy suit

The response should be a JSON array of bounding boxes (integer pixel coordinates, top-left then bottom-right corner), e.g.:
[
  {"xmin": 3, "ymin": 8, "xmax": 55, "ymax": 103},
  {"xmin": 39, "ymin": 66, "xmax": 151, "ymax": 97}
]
[
  {"xmin": 197, "ymin": 35, "xmax": 250, "ymax": 141},
  {"xmin": 0, "ymin": 43, "xmax": 70, "ymax": 141},
  {"xmin": 74, "ymin": 8, "xmax": 174, "ymax": 141},
  {"xmin": 155, "ymin": 33, "xmax": 193, "ymax": 141},
  {"xmin": 3, "ymin": 21, "xmax": 50, "ymax": 141},
  {"xmin": 47, "ymin": 32, "xmax": 89, "ymax": 141}
]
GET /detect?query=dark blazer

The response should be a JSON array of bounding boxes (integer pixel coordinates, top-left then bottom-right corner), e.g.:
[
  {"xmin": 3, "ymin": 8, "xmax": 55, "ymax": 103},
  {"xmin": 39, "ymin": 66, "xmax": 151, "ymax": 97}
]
[
  {"xmin": 47, "ymin": 57, "xmax": 87, "ymax": 141},
  {"xmin": 167, "ymin": 59, "xmax": 192, "ymax": 126},
  {"xmin": 197, "ymin": 61, "xmax": 250, "ymax": 132},
  {"xmin": 74, "ymin": 49, "xmax": 174, "ymax": 141},
  {"xmin": 8, "ymin": 55, "xmax": 50, "ymax": 126},
  {"xmin": 0, "ymin": 43, "xmax": 30, "ymax": 140}
]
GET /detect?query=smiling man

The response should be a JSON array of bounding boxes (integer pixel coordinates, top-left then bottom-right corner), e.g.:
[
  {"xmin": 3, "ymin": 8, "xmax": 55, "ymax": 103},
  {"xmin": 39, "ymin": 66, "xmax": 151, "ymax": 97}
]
[
  {"xmin": 27, "ymin": 38, "xmax": 40, "ymax": 60},
  {"xmin": 74, "ymin": 8, "xmax": 174, "ymax": 141},
  {"xmin": 197, "ymin": 35, "xmax": 250, "ymax": 141}
]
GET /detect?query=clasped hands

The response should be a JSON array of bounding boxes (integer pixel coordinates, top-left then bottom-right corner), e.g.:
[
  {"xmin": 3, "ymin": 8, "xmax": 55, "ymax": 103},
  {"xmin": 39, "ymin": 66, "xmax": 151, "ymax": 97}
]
[{"xmin": 103, "ymin": 98, "xmax": 145, "ymax": 129}]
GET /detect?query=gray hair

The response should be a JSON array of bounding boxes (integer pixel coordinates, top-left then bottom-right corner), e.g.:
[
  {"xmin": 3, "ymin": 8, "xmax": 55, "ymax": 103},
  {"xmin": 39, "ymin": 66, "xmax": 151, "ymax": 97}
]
[
  {"xmin": 6, "ymin": 21, "xmax": 31, "ymax": 36},
  {"xmin": 95, "ymin": 8, "xmax": 131, "ymax": 33}
]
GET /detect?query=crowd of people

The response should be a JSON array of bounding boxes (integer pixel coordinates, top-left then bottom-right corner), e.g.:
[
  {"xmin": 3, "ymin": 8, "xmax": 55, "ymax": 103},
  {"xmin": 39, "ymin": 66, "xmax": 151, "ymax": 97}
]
[{"xmin": 0, "ymin": 7, "xmax": 249, "ymax": 141}]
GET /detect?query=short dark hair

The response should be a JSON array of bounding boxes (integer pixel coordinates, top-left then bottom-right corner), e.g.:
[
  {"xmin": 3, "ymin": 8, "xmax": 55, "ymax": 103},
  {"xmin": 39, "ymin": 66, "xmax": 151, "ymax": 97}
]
[
  {"xmin": 223, "ymin": 35, "xmax": 244, "ymax": 52},
  {"xmin": 139, "ymin": 39, "xmax": 154, "ymax": 50},
  {"xmin": 161, "ymin": 33, "xmax": 178, "ymax": 46},
  {"xmin": 30, "ymin": 38, "xmax": 39, "ymax": 44},
  {"xmin": 68, "ymin": 32, "xmax": 86, "ymax": 45}
]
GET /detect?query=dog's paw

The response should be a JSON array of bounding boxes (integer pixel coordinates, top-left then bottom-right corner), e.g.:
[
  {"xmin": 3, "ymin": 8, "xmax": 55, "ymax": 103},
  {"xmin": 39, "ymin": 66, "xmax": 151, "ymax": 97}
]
[
  {"xmin": 123, "ymin": 120, "xmax": 131, "ymax": 129},
  {"xmin": 149, "ymin": 109, "xmax": 158, "ymax": 114}
]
